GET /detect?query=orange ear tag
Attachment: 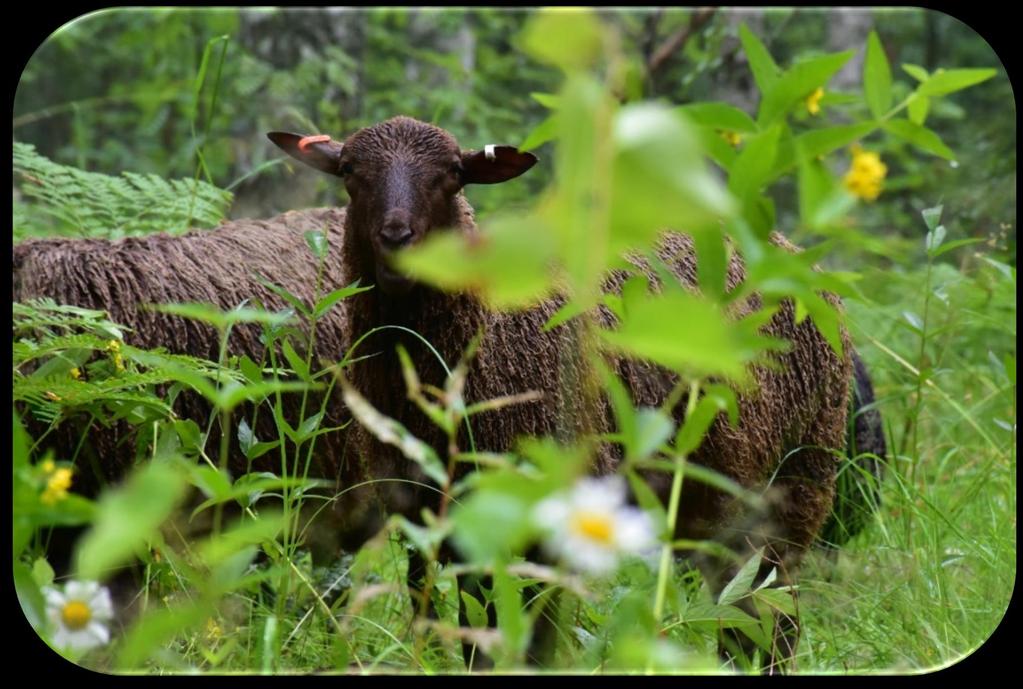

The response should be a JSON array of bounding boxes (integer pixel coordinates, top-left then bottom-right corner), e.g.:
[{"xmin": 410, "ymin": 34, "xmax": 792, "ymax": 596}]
[{"xmin": 298, "ymin": 134, "xmax": 332, "ymax": 152}]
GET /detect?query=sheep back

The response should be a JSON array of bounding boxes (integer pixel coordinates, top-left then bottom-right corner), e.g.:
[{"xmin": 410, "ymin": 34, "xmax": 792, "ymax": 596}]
[{"xmin": 13, "ymin": 208, "xmax": 352, "ymax": 494}]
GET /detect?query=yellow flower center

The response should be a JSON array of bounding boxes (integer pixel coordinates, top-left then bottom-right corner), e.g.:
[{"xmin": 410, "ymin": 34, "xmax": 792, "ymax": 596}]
[
  {"xmin": 61, "ymin": 600, "xmax": 92, "ymax": 630},
  {"xmin": 571, "ymin": 511, "xmax": 615, "ymax": 545}
]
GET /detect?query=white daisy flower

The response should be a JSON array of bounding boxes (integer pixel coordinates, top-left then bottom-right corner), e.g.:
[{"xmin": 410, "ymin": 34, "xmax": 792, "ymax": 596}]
[
  {"xmin": 44, "ymin": 580, "xmax": 114, "ymax": 653},
  {"xmin": 534, "ymin": 476, "xmax": 657, "ymax": 575}
]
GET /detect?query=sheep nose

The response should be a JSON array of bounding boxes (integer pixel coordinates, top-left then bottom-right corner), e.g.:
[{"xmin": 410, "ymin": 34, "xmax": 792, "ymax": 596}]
[{"xmin": 380, "ymin": 217, "xmax": 414, "ymax": 249}]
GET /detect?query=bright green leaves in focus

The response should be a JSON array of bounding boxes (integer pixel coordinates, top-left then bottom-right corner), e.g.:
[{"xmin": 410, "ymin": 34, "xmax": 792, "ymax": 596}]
[{"xmin": 520, "ymin": 7, "xmax": 606, "ymax": 72}]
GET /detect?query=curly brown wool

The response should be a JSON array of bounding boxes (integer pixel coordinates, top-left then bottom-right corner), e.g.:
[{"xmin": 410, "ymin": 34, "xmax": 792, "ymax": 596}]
[{"xmin": 12, "ymin": 208, "xmax": 352, "ymax": 497}]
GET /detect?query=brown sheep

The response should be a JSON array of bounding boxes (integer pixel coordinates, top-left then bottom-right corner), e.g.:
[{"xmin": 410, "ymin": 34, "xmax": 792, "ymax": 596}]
[
  {"xmin": 270, "ymin": 116, "xmax": 854, "ymax": 667},
  {"xmin": 12, "ymin": 207, "xmax": 352, "ymax": 497}
]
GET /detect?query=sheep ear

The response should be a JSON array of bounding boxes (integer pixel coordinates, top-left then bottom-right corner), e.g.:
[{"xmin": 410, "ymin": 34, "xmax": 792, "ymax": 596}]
[
  {"xmin": 461, "ymin": 145, "xmax": 538, "ymax": 185},
  {"xmin": 267, "ymin": 131, "xmax": 345, "ymax": 177}
]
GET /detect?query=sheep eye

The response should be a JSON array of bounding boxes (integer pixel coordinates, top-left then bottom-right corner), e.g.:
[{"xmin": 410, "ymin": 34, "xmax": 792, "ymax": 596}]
[
  {"xmin": 340, "ymin": 162, "xmax": 354, "ymax": 176},
  {"xmin": 449, "ymin": 163, "xmax": 462, "ymax": 176}
]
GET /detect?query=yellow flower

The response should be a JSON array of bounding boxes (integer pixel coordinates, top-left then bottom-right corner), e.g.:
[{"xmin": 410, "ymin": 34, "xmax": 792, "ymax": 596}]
[
  {"xmin": 41, "ymin": 467, "xmax": 74, "ymax": 505},
  {"xmin": 105, "ymin": 340, "xmax": 125, "ymax": 371},
  {"xmin": 805, "ymin": 87, "xmax": 824, "ymax": 116},
  {"xmin": 105, "ymin": 339, "xmax": 121, "ymax": 353},
  {"xmin": 41, "ymin": 458, "xmax": 56, "ymax": 475},
  {"xmin": 205, "ymin": 617, "xmax": 223, "ymax": 642},
  {"xmin": 70, "ymin": 367, "xmax": 82, "ymax": 380},
  {"xmin": 112, "ymin": 353, "xmax": 124, "ymax": 372},
  {"xmin": 843, "ymin": 145, "xmax": 888, "ymax": 202},
  {"xmin": 719, "ymin": 130, "xmax": 743, "ymax": 147}
]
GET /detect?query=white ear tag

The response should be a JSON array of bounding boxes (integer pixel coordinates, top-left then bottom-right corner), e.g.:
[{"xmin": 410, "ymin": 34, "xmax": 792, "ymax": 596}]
[{"xmin": 484, "ymin": 144, "xmax": 496, "ymax": 161}]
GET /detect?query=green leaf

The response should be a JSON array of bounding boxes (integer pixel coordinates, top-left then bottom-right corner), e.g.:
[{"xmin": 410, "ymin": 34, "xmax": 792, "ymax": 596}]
[
  {"xmin": 718, "ymin": 547, "xmax": 763, "ymax": 605},
  {"xmin": 675, "ymin": 392, "xmax": 731, "ymax": 456},
  {"xmin": 625, "ymin": 469, "xmax": 667, "ymax": 533},
  {"xmin": 197, "ymin": 512, "xmax": 284, "ymax": 567},
  {"xmin": 676, "ymin": 102, "xmax": 757, "ymax": 133},
  {"xmin": 32, "ymin": 557, "xmax": 55, "ymax": 589},
  {"xmin": 633, "ymin": 408, "xmax": 675, "ymax": 461},
  {"xmin": 238, "ymin": 355, "xmax": 263, "ymax": 384},
  {"xmin": 921, "ymin": 205, "xmax": 943, "ymax": 232},
  {"xmin": 461, "ymin": 590, "xmax": 490, "ymax": 629},
  {"xmin": 76, "ymin": 461, "xmax": 189, "ymax": 581},
  {"xmin": 542, "ymin": 298, "xmax": 586, "ymax": 332},
  {"xmin": 863, "ymin": 31, "xmax": 893, "ymax": 118},
  {"xmin": 916, "ymin": 68, "xmax": 997, "ymax": 97},
  {"xmin": 599, "ymin": 289, "xmax": 786, "ymax": 383},
  {"xmin": 738, "ymin": 24, "xmax": 780, "ymax": 94},
  {"xmin": 237, "ymin": 417, "xmax": 256, "ymax": 456},
  {"xmin": 758, "ymin": 51, "xmax": 855, "ymax": 126},
  {"xmin": 252, "ymin": 275, "xmax": 311, "ymax": 317},
  {"xmin": 281, "ymin": 338, "xmax": 311, "ymax": 382},
  {"xmin": 493, "ymin": 565, "xmax": 527, "ymax": 661},
  {"xmin": 883, "ymin": 120, "xmax": 955, "ymax": 160},
  {"xmin": 694, "ymin": 230, "xmax": 728, "ymax": 300},
  {"xmin": 520, "ymin": 7, "xmax": 604, "ymax": 71},
  {"xmin": 117, "ymin": 600, "xmax": 210, "ymax": 670},
  {"xmin": 14, "ymin": 561, "xmax": 46, "ymax": 632},
  {"xmin": 728, "ymin": 124, "xmax": 781, "ymax": 204},
  {"xmin": 519, "ymin": 113, "xmax": 559, "ymax": 152},
  {"xmin": 304, "ymin": 229, "xmax": 328, "ymax": 260},
  {"xmin": 397, "ymin": 216, "xmax": 557, "ymax": 310},
  {"xmin": 339, "ymin": 377, "xmax": 448, "ymax": 486},
  {"xmin": 187, "ymin": 465, "xmax": 233, "ymax": 501},
  {"xmin": 530, "ymin": 92, "xmax": 560, "ymax": 109},
  {"xmin": 313, "ymin": 281, "xmax": 372, "ymax": 319},
  {"xmin": 902, "ymin": 63, "xmax": 929, "ymax": 82},
  {"xmin": 925, "ymin": 225, "xmax": 947, "ymax": 253},
  {"xmin": 907, "ymin": 95, "xmax": 930, "ymax": 125},
  {"xmin": 792, "ymin": 123, "xmax": 877, "ymax": 165},
  {"xmin": 610, "ymin": 103, "xmax": 736, "ymax": 252},
  {"xmin": 929, "ymin": 237, "xmax": 986, "ymax": 258}
]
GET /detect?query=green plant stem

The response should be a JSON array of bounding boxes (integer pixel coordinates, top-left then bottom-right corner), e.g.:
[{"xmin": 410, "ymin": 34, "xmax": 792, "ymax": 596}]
[{"xmin": 651, "ymin": 379, "xmax": 701, "ymax": 631}]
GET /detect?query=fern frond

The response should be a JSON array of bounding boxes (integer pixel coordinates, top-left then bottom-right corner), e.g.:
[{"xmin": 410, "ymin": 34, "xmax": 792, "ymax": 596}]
[{"xmin": 13, "ymin": 142, "xmax": 233, "ymax": 240}]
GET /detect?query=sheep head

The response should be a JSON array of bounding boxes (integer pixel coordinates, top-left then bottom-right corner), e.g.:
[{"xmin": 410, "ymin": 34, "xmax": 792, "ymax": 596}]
[{"xmin": 268, "ymin": 116, "xmax": 537, "ymax": 296}]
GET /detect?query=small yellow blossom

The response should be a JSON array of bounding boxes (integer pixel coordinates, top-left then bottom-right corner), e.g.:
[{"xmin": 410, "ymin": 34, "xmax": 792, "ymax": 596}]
[
  {"xmin": 41, "ymin": 467, "xmax": 73, "ymax": 505},
  {"xmin": 843, "ymin": 145, "xmax": 888, "ymax": 202},
  {"xmin": 719, "ymin": 130, "xmax": 743, "ymax": 147},
  {"xmin": 41, "ymin": 458, "xmax": 56, "ymax": 475},
  {"xmin": 44, "ymin": 391, "xmax": 62, "ymax": 402},
  {"xmin": 805, "ymin": 87, "xmax": 824, "ymax": 115},
  {"xmin": 106, "ymin": 340, "xmax": 125, "ymax": 371},
  {"xmin": 205, "ymin": 617, "xmax": 223, "ymax": 642},
  {"xmin": 70, "ymin": 367, "xmax": 82, "ymax": 380}
]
